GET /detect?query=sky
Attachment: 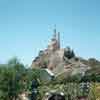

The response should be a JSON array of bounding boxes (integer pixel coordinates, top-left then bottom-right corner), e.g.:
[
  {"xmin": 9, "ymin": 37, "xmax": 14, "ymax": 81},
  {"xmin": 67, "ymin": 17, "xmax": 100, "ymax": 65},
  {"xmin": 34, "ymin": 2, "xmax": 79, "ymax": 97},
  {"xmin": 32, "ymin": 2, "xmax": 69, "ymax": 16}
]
[{"xmin": 0, "ymin": 0, "xmax": 100, "ymax": 65}]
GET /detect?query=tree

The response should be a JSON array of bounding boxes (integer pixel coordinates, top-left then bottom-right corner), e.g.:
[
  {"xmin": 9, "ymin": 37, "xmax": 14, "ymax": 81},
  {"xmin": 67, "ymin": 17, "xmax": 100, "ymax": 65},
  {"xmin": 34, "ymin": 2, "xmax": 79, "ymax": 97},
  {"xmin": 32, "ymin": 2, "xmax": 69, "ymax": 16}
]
[
  {"xmin": 0, "ymin": 58, "xmax": 26, "ymax": 100},
  {"xmin": 64, "ymin": 47, "xmax": 75, "ymax": 59}
]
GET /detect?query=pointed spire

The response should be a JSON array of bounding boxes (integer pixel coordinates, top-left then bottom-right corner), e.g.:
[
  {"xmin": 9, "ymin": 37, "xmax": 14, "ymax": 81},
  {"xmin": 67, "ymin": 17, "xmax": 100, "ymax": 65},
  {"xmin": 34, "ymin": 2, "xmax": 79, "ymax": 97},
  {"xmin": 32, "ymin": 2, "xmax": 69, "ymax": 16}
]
[
  {"xmin": 52, "ymin": 25, "xmax": 60, "ymax": 49},
  {"xmin": 54, "ymin": 24, "xmax": 56, "ymax": 35},
  {"xmin": 58, "ymin": 32, "xmax": 60, "ymax": 49},
  {"xmin": 48, "ymin": 25, "xmax": 61, "ymax": 51},
  {"xmin": 53, "ymin": 25, "xmax": 57, "ymax": 40}
]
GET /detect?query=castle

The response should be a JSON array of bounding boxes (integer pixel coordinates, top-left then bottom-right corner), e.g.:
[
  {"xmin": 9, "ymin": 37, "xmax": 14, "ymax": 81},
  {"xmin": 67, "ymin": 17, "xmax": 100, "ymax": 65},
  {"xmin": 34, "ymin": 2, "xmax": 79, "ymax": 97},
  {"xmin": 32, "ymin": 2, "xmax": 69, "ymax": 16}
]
[
  {"xmin": 32, "ymin": 28, "xmax": 65, "ymax": 70},
  {"xmin": 31, "ymin": 28, "xmax": 90, "ymax": 76}
]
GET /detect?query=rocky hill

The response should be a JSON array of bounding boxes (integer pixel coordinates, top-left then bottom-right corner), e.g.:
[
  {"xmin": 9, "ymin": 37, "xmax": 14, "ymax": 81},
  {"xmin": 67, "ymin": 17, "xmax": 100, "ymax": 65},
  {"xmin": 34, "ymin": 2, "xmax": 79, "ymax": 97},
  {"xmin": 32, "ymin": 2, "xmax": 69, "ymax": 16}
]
[{"xmin": 31, "ymin": 29, "xmax": 100, "ymax": 78}]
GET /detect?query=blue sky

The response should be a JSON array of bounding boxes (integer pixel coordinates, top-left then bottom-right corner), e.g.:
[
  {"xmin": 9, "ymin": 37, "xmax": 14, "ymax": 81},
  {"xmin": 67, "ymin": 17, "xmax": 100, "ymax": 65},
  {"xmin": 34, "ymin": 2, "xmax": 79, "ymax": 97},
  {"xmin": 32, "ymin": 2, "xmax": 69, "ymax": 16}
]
[{"xmin": 0, "ymin": 0, "xmax": 100, "ymax": 65}]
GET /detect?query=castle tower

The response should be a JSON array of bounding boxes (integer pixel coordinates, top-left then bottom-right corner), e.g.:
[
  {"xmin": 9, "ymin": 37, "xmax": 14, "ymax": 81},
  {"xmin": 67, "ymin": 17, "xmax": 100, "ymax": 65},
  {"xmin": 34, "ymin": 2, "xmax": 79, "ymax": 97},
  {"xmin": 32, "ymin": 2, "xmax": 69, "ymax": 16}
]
[
  {"xmin": 53, "ymin": 27, "xmax": 57, "ymax": 40},
  {"xmin": 52, "ymin": 26, "xmax": 60, "ymax": 49},
  {"xmin": 48, "ymin": 27, "xmax": 60, "ymax": 51},
  {"xmin": 57, "ymin": 32, "xmax": 60, "ymax": 49}
]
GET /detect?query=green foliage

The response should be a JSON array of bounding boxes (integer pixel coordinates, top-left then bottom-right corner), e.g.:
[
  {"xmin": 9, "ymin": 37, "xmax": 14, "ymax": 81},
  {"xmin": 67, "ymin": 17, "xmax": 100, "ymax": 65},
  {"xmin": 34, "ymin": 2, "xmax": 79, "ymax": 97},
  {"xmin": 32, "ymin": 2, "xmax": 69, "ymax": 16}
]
[
  {"xmin": 0, "ymin": 58, "xmax": 41, "ymax": 100},
  {"xmin": 0, "ymin": 58, "xmax": 26, "ymax": 100},
  {"xmin": 0, "ymin": 57, "xmax": 100, "ymax": 100},
  {"xmin": 64, "ymin": 47, "xmax": 75, "ymax": 59}
]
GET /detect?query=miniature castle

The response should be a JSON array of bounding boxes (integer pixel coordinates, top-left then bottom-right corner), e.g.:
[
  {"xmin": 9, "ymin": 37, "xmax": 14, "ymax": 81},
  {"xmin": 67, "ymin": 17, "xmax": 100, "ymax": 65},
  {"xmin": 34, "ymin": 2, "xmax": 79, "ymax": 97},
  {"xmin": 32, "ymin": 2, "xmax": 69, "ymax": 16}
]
[
  {"xmin": 32, "ymin": 28, "xmax": 65, "ymax": 70},
  {"xmin": 31, "ymin": 28, "xmax": 90, "ymax": 76}
]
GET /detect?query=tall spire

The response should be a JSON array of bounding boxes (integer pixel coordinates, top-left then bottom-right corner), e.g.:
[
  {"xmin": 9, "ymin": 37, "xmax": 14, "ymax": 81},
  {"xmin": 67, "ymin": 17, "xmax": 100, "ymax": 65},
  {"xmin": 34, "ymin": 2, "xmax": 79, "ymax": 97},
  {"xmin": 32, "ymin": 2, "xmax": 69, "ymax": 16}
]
[
  {"xmin": 53, "ymin": 24, "xmax": 57, "ymax": 39},
  {"xmin": 58, "ymin": 32, "xmax": 60, "ymax": 49},
  {"xmin": 48, "ymin": 25, "xmax": 61, "ymax": 51},
  {"xmin": 53, "ymin": 25, "xmax": 60, "ymax": 49}
]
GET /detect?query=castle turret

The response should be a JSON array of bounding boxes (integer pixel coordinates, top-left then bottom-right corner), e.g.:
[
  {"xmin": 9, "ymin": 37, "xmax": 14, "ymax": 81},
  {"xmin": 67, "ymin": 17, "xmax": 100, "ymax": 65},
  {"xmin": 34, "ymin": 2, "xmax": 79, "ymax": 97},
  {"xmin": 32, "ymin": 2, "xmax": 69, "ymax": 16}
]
[
  {"xmin": 57, "ymin": 32, "xmax": 60, "ymax": 49},
  {"xmin": 53, "ymin": 27, "xmax": 57, "ymax": 39},
  {"xmin": 48, "ymin": 28, "xmax": 60, "ymax": 51}
]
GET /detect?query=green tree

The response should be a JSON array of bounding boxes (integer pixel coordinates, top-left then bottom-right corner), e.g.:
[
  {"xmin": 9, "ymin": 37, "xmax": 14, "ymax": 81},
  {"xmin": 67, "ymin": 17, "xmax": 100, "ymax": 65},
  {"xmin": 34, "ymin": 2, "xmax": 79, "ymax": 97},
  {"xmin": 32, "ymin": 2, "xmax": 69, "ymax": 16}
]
[{"xmin": 0, "ymin": 58, "xmax": 26, "ymax": 100}]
